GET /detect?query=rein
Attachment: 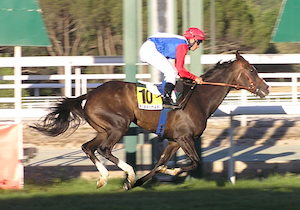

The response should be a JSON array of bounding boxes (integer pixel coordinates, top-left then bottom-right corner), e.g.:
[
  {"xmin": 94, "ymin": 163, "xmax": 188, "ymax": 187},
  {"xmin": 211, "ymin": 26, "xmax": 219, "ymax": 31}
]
[
  {"xmin": 177, "ymin": 83, "xmax": 197, "ymax": 109},
  {"xmin": 200, "ymin": 67, "xmax": 258, "ymax": 93},
  {"xmin": 177, "ymin": 68, "xmax": 259, "ymax": 109},
  {"xmin": 177, "ymin": 80, "xmax": 255, "ymax": 110},
  {"xmin": 200, "ymin": 81, "xmax": 255, "ymax": 92}
]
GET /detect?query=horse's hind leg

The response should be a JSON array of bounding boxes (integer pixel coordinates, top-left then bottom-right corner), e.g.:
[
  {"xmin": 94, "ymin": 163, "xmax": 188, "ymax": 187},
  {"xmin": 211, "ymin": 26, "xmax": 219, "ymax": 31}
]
[
  {"xmin": 81, "ymin": 133, "xmax": 109, "ymax": 188},
  {"xmin": 133, "ymin": 141, "xmax": 180, "ymax": 188},
  {"xmin": 97, "ymin": 129, "xmax": 135, "ymax": 190}
]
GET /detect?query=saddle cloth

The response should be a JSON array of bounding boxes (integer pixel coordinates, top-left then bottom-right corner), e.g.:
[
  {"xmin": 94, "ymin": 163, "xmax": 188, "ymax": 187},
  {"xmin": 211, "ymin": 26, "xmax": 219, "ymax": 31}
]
[{"xmin": 137, "ymin": 81, "xmax": 177, "ymax": 110}]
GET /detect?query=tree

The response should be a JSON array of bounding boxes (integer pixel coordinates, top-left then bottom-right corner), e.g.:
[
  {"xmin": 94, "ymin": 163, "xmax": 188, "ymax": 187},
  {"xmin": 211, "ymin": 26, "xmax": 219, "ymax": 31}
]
[
  {"xmin": 40, "ymin": 0, "xmax": 123, "ymax": 76},
  {"xmin": 203, "ymin": 0, "xmax": 281, "ymax": 53},
  {"xmin": 39, "ymin": 0, "xmax": 122, "ymax": 57}
]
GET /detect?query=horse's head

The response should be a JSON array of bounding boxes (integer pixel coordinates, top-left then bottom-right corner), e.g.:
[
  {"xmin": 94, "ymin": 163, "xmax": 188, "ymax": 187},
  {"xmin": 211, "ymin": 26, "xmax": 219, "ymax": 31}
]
[{"xmin": 233, "ymin": 51, "xmax": 269, "ymax": 98}]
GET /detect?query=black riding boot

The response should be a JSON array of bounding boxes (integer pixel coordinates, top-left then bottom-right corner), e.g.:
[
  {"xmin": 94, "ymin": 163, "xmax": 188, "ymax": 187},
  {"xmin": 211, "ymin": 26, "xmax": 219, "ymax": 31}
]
[{"xmin": 163, "ymin": 83, "xmax": 180, "ymax": 109}]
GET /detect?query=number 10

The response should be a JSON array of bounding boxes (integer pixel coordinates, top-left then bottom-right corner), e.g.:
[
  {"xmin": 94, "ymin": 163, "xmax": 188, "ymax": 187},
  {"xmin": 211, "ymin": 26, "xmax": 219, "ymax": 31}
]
[{"xmin": 138, "ymin": 89, "xmax": 153, "ymax": 104}]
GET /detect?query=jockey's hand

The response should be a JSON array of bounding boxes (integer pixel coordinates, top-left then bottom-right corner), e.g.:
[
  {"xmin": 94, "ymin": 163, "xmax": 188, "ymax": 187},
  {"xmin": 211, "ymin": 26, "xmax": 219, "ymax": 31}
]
[{"xmin": 194, "ymin": 77, "xmax": 203, "ymax": 84}]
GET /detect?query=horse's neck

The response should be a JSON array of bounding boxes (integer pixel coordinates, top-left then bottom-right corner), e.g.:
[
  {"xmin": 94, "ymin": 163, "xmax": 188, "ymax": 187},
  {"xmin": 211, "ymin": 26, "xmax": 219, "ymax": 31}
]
[
  {"xmin": 206, "ymin": 66, "xmax": 235, "ymax": 85},
  {"xmin": 199, "ymin": 68, "xmax": 236, "ymax": 116}
]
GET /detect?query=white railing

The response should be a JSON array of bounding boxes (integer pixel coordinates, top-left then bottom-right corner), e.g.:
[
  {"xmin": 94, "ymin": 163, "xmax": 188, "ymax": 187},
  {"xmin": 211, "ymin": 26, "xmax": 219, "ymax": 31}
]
[
  {"xmin": 0, "ymin": 73, "xmax": 151, "ymax": 97},
  {"xmin": 0, "ymin": 72, "xmax": 299, "ymax": 111},
  {"xmin": 1, "ymin": 54, "xmax": 300, "ymax": 116}
]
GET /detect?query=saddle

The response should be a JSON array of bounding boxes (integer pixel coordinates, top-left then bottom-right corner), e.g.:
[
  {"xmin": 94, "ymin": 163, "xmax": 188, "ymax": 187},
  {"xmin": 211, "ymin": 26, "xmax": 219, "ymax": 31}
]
[
  {"xmin": 136, "ymin": 79, "xmax": 195, "ymax": 111},
  {"xmin": 136, "ymin": 79, "xmax": 196, "ymax": 137}
]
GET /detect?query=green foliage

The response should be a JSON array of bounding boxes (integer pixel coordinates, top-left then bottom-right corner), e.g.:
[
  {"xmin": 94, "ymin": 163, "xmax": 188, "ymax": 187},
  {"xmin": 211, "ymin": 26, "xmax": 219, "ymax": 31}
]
[
  {"xmin": 38, "ymin": 0, "xmax": 123, "ymax": 56},
  {"xmin": 0, "ymin": 0, "xmax": 293, "ymax": 84},
  {"xmin": 0, "ymin": 0, "xmax": 287, "ymax": 57},
  {"xmin": 203, "ymin": 0, "xmax": 281, "ymax": 53},
  {"xmin": 36, "ymin": 0, "xmax": 285, "ymax": 56},
  {"xmin": 244, "ymin": 0, "xmax": 282, "ymax": 52},
  {"xmin": 21, "ymin": 0, "xmax": 286, "ymax": 56}
]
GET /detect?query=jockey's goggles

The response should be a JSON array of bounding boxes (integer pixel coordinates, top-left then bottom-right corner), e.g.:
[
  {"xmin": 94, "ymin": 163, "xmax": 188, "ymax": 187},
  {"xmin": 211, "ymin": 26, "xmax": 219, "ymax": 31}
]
[{"xmin": 196, "ymin": 39, "xmax": 202, "ymax": 45}]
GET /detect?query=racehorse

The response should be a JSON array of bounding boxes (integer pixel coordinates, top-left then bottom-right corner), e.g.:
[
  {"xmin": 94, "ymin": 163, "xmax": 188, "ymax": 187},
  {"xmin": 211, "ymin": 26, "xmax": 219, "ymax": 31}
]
[{"xmin": 32, "ymin": 51, "xmax": 269, "ymax": 190}]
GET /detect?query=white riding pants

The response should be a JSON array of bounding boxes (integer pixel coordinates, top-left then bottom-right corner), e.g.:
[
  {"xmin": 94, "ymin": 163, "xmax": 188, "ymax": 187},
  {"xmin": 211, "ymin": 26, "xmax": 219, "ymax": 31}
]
[{"xmin": 139, "ymin": 40, "xmax": 178, "ymax": 85}]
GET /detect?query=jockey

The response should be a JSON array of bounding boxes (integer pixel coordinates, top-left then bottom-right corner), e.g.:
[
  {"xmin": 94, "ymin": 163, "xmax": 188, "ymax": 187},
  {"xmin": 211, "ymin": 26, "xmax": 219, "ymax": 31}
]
[{"xmin": 139, "ymin": 27, "xmax": 205, "ymax": 108}]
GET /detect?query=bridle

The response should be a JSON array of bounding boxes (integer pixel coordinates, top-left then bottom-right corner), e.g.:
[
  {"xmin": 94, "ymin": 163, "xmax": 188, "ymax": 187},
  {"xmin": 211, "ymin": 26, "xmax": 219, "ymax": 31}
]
[
  {"xmin": 200, "ymin": 67, "xmax": 260, "ymax": 94},
  {"xmin": 200, "ymin": 80, "xmax": 256, "ymax": 93},
  {"xmin": 178, "ymin": 76, "xmax": 256, "ymax": 110},
  {"xmin": 177, "ymin": 65, "xmax": 262, "ymax": 109}
]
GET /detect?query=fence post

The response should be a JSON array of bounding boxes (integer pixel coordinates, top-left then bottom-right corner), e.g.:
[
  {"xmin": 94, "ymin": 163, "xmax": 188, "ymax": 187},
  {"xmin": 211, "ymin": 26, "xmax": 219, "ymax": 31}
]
[
  {"xmin": 292, "ymin": 76, "xmax": 297, "ymax": 102},
  {"xmin": 189, "ymin": 0, "xmax": 204, "ymax": 178},
  {"xmin": 123, "ymin": 0, "xmax": 139, "ymax": 169},
  {"xmin": 64, "ymin": 64, "xmax": 72, "ymax": 97},
  {"xmin": 75, "ymin": 67, "xmax": 81, "ymax": 96},
  {"xmin": 81, "ymin": 77, "xmax": 87, "ymax": 94},
  {"xmin": 240, "ymin": 89, "xmax": 248, "ymax": 126},
  {"xmin": 228, "ymin": 112, "xmax": 236, "ymax": 184},
  {"xmin": 14, "ymin": 46, "xmax": 22, "ymax": 122}
]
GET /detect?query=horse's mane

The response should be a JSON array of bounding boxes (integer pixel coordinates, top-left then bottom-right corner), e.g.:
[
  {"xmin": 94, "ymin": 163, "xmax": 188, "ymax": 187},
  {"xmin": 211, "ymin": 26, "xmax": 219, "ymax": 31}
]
[
  {"xmin": 178, "ymin": 59, "xmax": 236, "ymax": 88},
  {"xmin": 201, "ymin": 60, "xmax": 235, "ymax": 80}
]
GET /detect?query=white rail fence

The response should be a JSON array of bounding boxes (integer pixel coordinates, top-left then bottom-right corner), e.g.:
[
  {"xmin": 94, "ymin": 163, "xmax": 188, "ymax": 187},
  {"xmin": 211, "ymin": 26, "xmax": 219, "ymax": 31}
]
[
  {"xmin": 0, "ymin": 54, "xmax": 300, "ymax": 116},
  {"xmin": 0, "ymin": 72, "xmax": 300, "ymax": 108}
]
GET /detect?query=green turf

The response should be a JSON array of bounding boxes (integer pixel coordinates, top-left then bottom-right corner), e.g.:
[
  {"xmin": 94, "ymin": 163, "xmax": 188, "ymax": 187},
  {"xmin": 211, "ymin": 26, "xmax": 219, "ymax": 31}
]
[{"xmin": 1, "ymin": 174, "xmax": 300, "ymax": 210}]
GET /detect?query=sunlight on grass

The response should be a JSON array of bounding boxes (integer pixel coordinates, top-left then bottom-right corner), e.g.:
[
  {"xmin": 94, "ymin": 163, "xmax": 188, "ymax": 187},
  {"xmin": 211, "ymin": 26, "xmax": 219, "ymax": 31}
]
[
  {"xmin": 2, "ymin": 174, "xmax": 300, "ymax": 195},
  {"xmin": 1, "ymin": 174, "xmax": 300, "ymax": 210}
]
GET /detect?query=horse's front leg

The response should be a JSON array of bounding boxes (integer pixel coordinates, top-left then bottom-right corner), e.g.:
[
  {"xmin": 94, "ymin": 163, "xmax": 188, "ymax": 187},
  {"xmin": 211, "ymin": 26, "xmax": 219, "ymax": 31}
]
[{"xmin": 132, "ymin": 141, "xmax": 180, "ymax": 188}]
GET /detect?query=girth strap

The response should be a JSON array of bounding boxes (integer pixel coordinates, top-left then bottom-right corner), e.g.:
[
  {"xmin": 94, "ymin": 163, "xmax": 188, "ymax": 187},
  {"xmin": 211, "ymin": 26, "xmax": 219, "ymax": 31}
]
[
  {"xmin": 155, "ymin": 108, "xmax": 172, "ymax": 137},
  {"xmin": 177, "ymin": 83, "xmax": 197, "ymax": 109}
]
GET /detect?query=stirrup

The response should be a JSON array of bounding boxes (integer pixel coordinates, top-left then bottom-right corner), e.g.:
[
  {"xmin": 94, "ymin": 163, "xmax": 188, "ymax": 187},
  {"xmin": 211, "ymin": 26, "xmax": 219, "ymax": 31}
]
[
  {"xmin": 162, "ymin": 98, "xmax": 181, "ymax": 109},
  {"xmin": 163, "ymin": 103, "xmax": 181, "ymax": 109}
]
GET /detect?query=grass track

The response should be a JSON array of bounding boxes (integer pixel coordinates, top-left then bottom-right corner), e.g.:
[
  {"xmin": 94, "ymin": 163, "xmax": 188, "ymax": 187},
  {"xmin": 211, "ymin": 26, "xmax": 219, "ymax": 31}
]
[{"xmin": 1, "ymin": 174, "xmax": 300, "ymax": 210}]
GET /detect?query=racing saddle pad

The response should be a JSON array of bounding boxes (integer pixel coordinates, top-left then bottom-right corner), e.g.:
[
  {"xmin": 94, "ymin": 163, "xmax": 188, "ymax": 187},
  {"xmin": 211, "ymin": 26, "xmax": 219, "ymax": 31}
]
[{"xmin": 136, "ymin": 81, "xmax": 178, "ymax": 110}]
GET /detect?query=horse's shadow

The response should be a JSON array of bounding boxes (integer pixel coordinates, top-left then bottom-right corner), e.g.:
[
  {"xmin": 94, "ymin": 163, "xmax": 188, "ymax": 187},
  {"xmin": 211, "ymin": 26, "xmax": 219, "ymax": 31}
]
[
  {"xmin": 204, "ymin": 118, "xmax": 296, "ymax": 178},
  {"xmin": 169, "ymin": 117, "xmax": 297, "ymax": 184}
]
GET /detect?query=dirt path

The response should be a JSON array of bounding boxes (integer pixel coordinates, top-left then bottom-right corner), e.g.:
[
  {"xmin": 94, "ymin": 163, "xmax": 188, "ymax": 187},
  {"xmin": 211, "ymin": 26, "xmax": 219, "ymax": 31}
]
[
  {"xmin": 23, "ymin": 115, "xmax": 300, "ymax": 148},
  {"xmin": 22, "ymin": 115, "xmax": 300, "ymax": 182}
]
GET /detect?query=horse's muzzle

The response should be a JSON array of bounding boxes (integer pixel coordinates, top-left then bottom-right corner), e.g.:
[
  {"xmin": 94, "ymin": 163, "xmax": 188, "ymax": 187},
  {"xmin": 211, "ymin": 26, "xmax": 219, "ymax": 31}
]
[{"xmin": 256, "ymin": 84, "xmax": 270, "ymax": 98}]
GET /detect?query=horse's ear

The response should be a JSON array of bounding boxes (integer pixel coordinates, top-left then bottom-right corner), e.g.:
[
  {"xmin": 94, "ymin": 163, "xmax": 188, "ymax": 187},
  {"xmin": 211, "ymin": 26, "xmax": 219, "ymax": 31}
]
[
  {"xmin": 236, "ymin": 50, "xmax": 241, "ymax": 59},
  {"xmin": 236, "ymin": 50, "xmax": 245, "ymax": 61}
]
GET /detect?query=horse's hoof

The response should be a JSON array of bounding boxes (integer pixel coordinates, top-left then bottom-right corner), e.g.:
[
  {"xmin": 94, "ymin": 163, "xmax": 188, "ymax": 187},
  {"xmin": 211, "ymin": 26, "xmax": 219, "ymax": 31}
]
[
  {"xmin": 123, "ymin": 180, "xmax": 133, "ymax": 190},
  {"xmin": 96, "ymin": 178, "xmax": 107, "ymax": 189},
  {"xmin": 157, "ymin": 165, "xmax": 167, "ymax": 173}
]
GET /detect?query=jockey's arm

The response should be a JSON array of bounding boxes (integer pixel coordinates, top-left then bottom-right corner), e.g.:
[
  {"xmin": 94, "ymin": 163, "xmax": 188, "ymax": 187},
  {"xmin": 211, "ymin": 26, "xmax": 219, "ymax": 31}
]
[{"xmin": 175, "ymin": 44, "xmax": 202, "ymax": 84}]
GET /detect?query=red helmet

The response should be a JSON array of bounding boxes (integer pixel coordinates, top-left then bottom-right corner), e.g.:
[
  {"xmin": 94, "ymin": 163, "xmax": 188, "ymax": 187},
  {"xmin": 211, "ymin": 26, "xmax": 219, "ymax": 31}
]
[{"xmin": 183, "ymin": 27, "xmax": 205, "ymax": 40}]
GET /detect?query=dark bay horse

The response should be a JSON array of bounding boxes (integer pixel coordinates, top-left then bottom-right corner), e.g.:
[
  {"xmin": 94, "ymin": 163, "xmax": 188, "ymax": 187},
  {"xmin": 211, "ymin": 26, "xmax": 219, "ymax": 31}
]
[{"xmin": 32, "ymin": 51, "xmax": 269, "ymax": 190}]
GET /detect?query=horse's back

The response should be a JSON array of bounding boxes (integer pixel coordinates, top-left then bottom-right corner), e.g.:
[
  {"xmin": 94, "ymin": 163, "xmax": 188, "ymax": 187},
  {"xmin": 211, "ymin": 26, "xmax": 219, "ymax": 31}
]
[
  {"xmin": 83, "ymin": 81, "xmax": 138, "ymax": 125},
  {"xmin": 86, "ymin": 80, "xmax": 137, "ymax": 108}
]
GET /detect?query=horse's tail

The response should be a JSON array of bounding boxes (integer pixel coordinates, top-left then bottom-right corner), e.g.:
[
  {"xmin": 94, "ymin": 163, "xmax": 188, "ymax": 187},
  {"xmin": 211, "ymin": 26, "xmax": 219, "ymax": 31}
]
[{"xmin": 31, "ymin": 94, "xmax": 87, "ymax": 137}]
